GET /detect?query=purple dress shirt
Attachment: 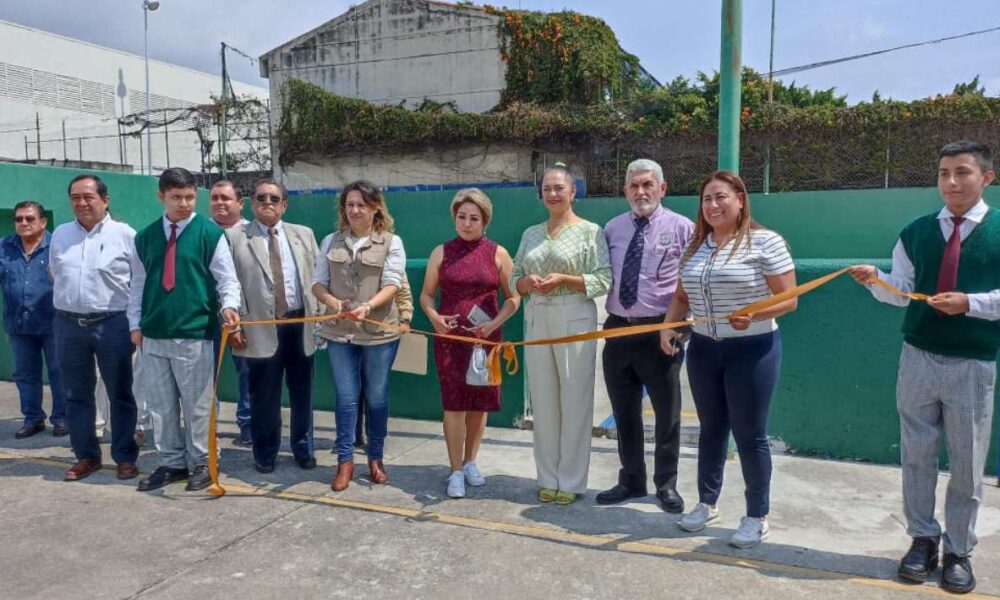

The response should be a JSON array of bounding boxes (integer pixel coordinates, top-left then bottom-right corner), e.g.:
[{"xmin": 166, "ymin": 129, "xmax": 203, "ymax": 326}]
[{"xmin": 605, "ymin": 204, "xmax": 694, "ymax": 318}]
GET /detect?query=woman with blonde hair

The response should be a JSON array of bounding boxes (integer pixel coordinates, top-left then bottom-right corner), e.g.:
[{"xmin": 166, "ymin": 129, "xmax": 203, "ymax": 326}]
[
  {"xmin": 312, "ymin": 180, "xmax": 406, "ymax": 491},
  {"xmin": 661, "ymin": 170, "xmax": 797, "ymax": 548},
  {"xmin": 420, "ymin": 188, "xmax": 520, "ymax": 498}
]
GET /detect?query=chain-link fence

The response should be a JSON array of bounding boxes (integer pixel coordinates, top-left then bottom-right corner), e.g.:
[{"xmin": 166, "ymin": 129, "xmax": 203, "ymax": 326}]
[{"xmin": 546, "ymin": 120, "xmax": 1000, "ymax": 197}]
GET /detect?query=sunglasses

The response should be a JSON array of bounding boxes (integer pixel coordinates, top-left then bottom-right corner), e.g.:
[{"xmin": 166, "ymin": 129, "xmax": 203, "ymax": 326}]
[
  {"xmin": 15, "ymin": 216, "xmax": 38, "ymax": 223},
  {"xmin": 255, "ymin": 193, "xmax": 283, "ymax": 204}
]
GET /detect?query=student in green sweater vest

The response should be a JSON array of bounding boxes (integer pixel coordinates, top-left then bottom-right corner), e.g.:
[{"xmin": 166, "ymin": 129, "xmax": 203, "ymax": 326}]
[
  {"xmin": 850, "ymin": 141, "xmax": 1000, "ymax": 594},
  {"xmin": 127, "ymin": 168, "xmax": 242, "ymax": 493}
]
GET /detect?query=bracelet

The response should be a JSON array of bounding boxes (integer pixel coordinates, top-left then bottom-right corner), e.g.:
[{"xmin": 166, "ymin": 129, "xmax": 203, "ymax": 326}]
[{"xmin": 361, "ymin": 302, "xmax": 372, "ymax": 314}]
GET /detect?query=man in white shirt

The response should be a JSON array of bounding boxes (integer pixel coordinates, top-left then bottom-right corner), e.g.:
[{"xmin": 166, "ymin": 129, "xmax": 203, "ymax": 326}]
[
  {"xmin": 50, "ymin": 174, "xmax": 139, "ymax": 482},
  {"xmin": 209, "ymin": 180, "xmax": 254, "ymax": 447}
]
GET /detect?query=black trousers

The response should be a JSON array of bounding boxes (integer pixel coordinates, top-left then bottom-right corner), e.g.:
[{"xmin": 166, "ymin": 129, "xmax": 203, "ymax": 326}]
[
  {"xmin": 602, "ymin": 314, "xmax": 684, "ymax": 491},
  {"xmin": 246, "ymin": 320, "xmax": 314, "ymax": 466}
]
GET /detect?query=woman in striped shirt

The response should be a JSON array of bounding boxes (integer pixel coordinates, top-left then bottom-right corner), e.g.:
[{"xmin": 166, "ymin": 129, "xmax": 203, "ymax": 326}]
[{"xmin": 660, "ymin": 171, "xmax": 798, "ymax": 549}]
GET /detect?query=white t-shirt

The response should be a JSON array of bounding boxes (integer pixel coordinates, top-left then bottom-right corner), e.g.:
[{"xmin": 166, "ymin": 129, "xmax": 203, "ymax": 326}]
[{"xmin": 681, "ymin": 229, "xmax": 794, "ymax": 339}]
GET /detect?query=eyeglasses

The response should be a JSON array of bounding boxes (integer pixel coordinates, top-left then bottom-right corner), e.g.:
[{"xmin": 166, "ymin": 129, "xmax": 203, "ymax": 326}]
[
  {"xmin": 14, "ymin": 216, "xmax": 38, "ymax": 223},
  {"xmin": 255, "ymin": 193, "xmax": 283, "ymax": 204}
]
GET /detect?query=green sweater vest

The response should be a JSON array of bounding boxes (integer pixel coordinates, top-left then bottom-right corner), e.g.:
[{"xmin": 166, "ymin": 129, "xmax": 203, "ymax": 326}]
[
  {"xmin": 900, "ymin": 207, "xmax": 1000, "ymax": 360},
  {"xmin": 134, "ymin": 215, "xmax": 224, "ymax": 340}
]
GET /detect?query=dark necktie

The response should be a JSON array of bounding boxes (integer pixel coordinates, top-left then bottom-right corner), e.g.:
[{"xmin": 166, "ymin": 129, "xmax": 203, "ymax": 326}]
[
  {"xmin": 162, "ymin": 223, "xmax": 177, "ymax": 292},
  {"xmin": 618, "ymin": 216, "xmax": 649, "ymax": 309},
  {"xmin": 935, "ymin": 216, "xmax": 965, "ymax": 296},
  {"xmin": 269, "ymin": 227, "xmax": 289, "ymax": 317}
]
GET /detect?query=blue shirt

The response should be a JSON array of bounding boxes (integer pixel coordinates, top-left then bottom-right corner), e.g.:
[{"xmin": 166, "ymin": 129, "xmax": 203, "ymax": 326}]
[{"xmin": 0, "ymin": 231, "xmax": 55, "ymax": 335}]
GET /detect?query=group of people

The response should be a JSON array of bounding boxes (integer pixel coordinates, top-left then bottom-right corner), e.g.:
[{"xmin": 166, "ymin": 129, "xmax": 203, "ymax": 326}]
[{"xmin": 3, "ymin": 142, "xmax": 998, "ymax": 594}]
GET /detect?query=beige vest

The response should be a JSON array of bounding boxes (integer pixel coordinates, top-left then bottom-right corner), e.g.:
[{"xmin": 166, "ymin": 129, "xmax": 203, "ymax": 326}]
[{"xmin": 319, "ymin": 229, "xmax": 400, "ymax": 345}]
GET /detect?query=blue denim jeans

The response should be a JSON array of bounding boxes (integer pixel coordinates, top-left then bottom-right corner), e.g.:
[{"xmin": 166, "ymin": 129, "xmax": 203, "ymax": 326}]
[
  {"xmin": 327, "ymin": 340, "xmax": 399, "ymax": 463},
  {"xmin": 232, "ymin": 355, "xmax": 251, "ymax": 428},
  {"xmin": 686, "ymin": 331, "xmax": 782, "ymax": 518},
  {"xmin": 8, "ymin": 332, "xmax": 65, "ymax": 426},
  {"xmin": 54, "ymin": 312, "xmax": 138, "ymax": 464}
]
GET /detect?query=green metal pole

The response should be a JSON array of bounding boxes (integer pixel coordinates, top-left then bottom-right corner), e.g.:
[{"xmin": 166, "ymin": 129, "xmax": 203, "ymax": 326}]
[
  {"xmin": 718, "ymin": 0, "xmax": 743, "ymax": 173},
  {"xmin": 220, "ymin": 42, "xmax": 229, "ymax": 177}
]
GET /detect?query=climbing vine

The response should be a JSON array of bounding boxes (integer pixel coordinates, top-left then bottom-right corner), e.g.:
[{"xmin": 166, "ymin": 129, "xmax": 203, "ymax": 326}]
[{"xmin": 483, "ymin": 7, "xmax": 650, "ymax": 106}]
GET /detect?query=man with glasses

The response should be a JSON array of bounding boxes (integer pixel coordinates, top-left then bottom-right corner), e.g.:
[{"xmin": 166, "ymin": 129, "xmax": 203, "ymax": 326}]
[
  {"xmin": 209, "ymin": 180, "xmax": 254, "ymax": 447},
  {"xmin": 50, "ymin": 174, "xmax": 139, "ymax": 482},
  {"xmin": 1, "ymin": 201, "xmax": 66, "ymax": 439},
  {"xmin": 227, "ymin": 179, "xmax": 320, "ymax": 473}
]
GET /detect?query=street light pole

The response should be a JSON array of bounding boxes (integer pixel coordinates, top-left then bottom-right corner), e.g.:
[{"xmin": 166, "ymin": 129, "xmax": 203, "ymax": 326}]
[{"xmin": 142, "ymin": 0, "xmax": 160, "ymax": 176}]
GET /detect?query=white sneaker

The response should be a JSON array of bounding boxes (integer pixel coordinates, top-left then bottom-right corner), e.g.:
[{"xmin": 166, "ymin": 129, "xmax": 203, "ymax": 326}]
[
  {"xmin": 729, "ymin": 516, "xmax": 769, "ymax": 548},
  {"xmin": 446, "ymin": 470, "xmax": 466, "ymax": 498},
  {"xmin": 678, "ymin": 503, "xmax": 719, "ymax": 532},
  {"xmin": 463, "ymin": 461, "xmax": 486, "ymax": 487}
]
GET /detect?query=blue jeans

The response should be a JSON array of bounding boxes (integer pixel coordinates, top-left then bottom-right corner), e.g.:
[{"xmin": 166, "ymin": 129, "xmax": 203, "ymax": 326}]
[
  {"xmin": 327, "ymin": 340, "xmax": 399, "ymax": 463},
  {"xmin": 9, "ymin": 332, "xmax": 65, "ymax": 426},
  {"xmin": 213, "ymin": 334, "xmax": 252, "ymax": 429},
  {"xmin": 232, "ymin": 355, "xmax": 251, "ymax": 428},
  {"xmin": 54, "ymin": 312, "xmax": 138, "ymax": 464},
  {"xmin": 686, "ymin": 331, "xmax": 782, "ymax": 518}
]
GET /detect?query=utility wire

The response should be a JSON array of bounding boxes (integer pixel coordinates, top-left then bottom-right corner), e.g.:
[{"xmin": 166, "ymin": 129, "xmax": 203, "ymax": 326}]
[{"xmin": 771, "ymin": 25, "xmax": 1000, "ymax": 77}]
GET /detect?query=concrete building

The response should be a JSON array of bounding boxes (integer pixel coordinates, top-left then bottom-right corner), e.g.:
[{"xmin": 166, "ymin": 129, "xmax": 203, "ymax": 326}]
[
  {"xmin": 260, "ymin": 0, "xmax": 517, "ymax": 192},
  {"xmin": 0, "ymin": 19, "xmax": 268, "ymax": 176}
]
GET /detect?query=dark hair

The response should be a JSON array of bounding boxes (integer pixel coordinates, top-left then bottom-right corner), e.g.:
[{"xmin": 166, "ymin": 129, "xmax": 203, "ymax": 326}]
[
  {"xmin": 939, "ymin": 140, "xmax": 994, "ymax": 173},
  {"xmin": 338, "ymin": 180, "xmax": 395, "ymax": 233},
  {"xmin": 158, "ymin": 167, "xmax": 197, "ymax": 192},
  {"xmin": 253, "ymin": 177, "xmax": 288, "ymax": 201},
  {"xmin": 68, "ymin": 174, "xmax": 108, "ymax": 198},
  {"xmin": 682, "ymin": 170, "xmax": 763, "ymax": 265},
  {"xmin": 211, "ymin": 179, "xmax": 243, "ymax": 200},
  {"xmin": 13, "ymin": 200, "xmax": 46, "ymax": 219}
]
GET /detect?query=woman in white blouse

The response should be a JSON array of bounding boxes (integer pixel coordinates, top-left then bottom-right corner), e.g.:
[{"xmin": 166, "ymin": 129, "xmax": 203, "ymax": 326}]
[{"xmin": 660, "ymin": 171, "xmax": 797, "ymax": 548}]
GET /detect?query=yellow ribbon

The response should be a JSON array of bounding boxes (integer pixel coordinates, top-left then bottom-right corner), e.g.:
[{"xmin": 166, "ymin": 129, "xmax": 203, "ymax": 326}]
[{"xmin": 205, "ymin": 267, "xmax": 925, "ymax": 497}]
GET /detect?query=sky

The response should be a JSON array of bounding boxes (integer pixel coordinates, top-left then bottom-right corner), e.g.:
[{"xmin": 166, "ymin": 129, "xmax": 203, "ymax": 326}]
[{"xmin": 1, "ymin": 0, "xmax": 998, "ymax": 104}]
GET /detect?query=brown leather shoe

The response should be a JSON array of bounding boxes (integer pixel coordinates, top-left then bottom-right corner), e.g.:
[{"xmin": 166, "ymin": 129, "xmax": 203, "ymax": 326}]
[
  {"xmin": 368, "ymin": 459, "xmax": 388, "ymax": 485},
  {"xmin": 331, "ymin": 461, "xmax": 354, "ymax": 491},
  {"xmin": 117, "ymin": 462, "xmax": 139, "ymax": 480},
  {"xmin": 64, "ymin": 458, "xmax": 102, "ymax": 481}
]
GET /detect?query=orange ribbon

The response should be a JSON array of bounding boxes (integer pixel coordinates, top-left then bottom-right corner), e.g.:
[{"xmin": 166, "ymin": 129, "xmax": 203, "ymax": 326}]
[{"xmin": 205, "ymin": 266, "xmax": 925, "ymax": 496}]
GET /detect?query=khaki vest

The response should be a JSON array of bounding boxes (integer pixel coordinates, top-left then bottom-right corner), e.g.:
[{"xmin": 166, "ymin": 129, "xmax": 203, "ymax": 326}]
[{"xmin": 319, "ymin": 229, "xmax": 400, "ymax": 345}]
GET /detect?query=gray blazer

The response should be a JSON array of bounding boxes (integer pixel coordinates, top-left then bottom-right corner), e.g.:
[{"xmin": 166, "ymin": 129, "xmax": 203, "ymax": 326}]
[{"xmin": 228, "ymin": 220, "xmax": 320, "ymax": 358}]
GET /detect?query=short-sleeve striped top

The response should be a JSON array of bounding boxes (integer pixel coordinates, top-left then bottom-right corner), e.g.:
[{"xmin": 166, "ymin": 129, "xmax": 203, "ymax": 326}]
[{"xmin": 681, "ymin": 229, "xmax": 794, "ymax": 339}]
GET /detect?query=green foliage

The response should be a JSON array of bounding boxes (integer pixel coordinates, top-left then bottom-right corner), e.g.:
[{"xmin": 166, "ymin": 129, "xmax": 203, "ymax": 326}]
[
  {"xmin": 952, "ymin": 75, "xmax": 985, "ymax": 97},
  {"xmin": 483, "ymin": 6, "xmax": 648, "ymax": 106}
]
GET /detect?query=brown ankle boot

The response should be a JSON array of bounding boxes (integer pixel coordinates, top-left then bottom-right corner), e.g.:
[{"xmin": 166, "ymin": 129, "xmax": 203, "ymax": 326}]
[
  {"xmin": 368, "ymin": 459, "xmax": 388, "ymax": 484},
  {"xmin": 331, "ymin": 461, "xmax": 354, "ymax": 491}
]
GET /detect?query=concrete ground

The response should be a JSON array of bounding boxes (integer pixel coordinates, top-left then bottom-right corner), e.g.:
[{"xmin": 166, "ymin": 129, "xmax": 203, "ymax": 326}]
[{"xmin": 2, "ymin": 381, "xmax": 1000, "ymax": 600}]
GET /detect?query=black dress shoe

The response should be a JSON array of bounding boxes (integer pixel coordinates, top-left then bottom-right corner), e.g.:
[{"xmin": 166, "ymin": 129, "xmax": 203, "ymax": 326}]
[
  {"xmin": 52, "ymin": 423, "xmax": 70, "ymax": 437},
  {"xmin": 595, "ymin": 484, "xmax": 647, "ymax": 505},
  {"xmin": 254, "ymin": 462, "xmax": 275, "ymax": 474},
  {"xmin": 185, "ymin": 466, "xmax": 212, "ymax": 491},
  {"xmin": 656, "ymin": 487, "xmax": 685, "ymax": 513},
  {"xmin": 137, "ymin": 466, "xmax": 189, "ymax": 492},
  {"xmin": 940, "ymin": 553, "xmax": 975, "ymax": 594},
  {"xmin": 898, "ymin": 536, "xmax": 939, "ymax": 583},
  {"xmin": 296, "ymin": 456, "xmax": 317, "ymax": 470},
  {"xmin": 14, "ymin": 422, "xmax": 45, "ymax": 439}
]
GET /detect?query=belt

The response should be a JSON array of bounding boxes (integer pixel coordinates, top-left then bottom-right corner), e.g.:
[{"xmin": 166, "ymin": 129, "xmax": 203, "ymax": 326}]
[
  {"xmin": 56, "ymin": 310, "xmax": 124, "ymax": 327},
  {"xmin": 607, "ymin": 313, "xmax": 666, "ymax": 325},
  {"xmin": 278, "ymin": 308, "xmax": 305, "ymax": 319}
]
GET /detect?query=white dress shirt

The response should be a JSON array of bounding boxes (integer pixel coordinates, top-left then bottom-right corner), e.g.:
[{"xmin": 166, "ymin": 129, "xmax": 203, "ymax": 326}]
[
  {"xmin": 49, "ymin": 213, "xmax": 135, "ymax": 313},
  {"xmin": 252, "ymin": 220, "xmax": 303, "ymax": 311},
  {"xmin": 127, "ymin": 213, "xmax": 242, "ymax": 332},
  {"xmin": 868, "ymin": 199, "xmax": 1000, "ymax": 320}
]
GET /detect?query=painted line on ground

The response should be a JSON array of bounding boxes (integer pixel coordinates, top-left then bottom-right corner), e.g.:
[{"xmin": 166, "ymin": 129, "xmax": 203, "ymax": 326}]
[{"xmin": 1, "ymin": 450, "xmax": 995, "ymax": 599}]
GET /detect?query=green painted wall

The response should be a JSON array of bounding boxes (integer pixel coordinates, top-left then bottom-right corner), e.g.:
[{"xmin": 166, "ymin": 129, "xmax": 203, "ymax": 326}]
[{"xmin": 2, "ymin": 163, "xmax": 998, "ymax": 470}]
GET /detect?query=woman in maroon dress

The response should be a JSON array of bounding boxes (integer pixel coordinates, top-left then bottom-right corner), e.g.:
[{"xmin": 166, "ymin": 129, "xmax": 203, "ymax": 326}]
[{"xmin": 420, "ymin": 188, "xmax": 520, "ymax": 499}]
